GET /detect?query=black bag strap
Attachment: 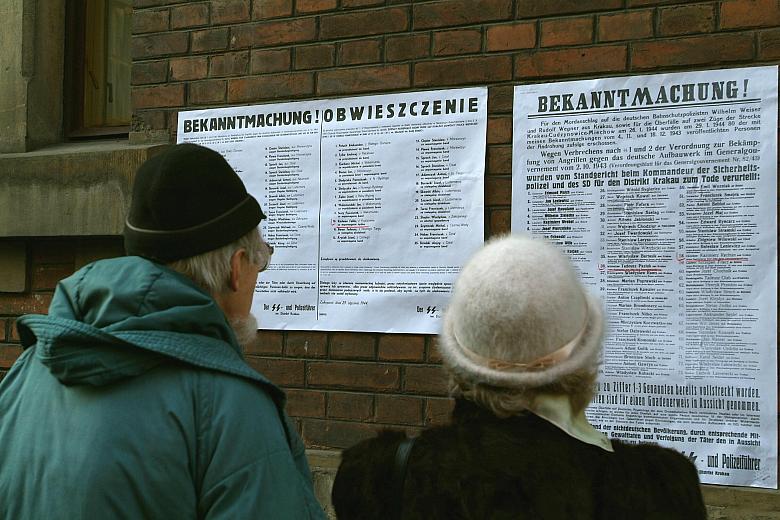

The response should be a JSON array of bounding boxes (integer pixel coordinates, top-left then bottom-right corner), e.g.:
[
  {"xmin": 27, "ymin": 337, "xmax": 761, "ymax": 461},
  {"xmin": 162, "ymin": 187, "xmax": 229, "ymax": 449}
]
[{"xmin": 391, "ymin": 436, "xmax": 417, "ymax": 519}]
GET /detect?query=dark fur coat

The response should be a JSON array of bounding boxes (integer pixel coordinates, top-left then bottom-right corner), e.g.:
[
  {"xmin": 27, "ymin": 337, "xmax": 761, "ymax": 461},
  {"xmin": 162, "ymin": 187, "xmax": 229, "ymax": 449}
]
[{"xmin": 332, "ymin": 399, "xmax": 706, "ymax": 520}]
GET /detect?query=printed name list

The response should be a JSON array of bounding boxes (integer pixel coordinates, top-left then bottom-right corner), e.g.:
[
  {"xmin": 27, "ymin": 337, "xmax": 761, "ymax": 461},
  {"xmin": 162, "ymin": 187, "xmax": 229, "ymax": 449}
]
[
  {"xmin": 179, "ymin": 87, "xmax": 487, "ymax": 334},
  {"xmin": 512, "ymin": 66, "xmax": 778, "ymax": 488}
]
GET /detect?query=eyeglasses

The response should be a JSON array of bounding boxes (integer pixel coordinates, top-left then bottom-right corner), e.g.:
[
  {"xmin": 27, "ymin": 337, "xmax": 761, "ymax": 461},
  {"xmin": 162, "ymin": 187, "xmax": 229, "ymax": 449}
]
[{"xmin": 257, "ymin": 241, "xmax": 274, "ymax": 273}]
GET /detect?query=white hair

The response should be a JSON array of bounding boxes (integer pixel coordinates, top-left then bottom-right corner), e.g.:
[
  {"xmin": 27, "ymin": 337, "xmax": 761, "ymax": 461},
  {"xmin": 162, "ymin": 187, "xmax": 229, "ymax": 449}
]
[{"xmin": 166, "ymin": 227, "xmax": 268, "ymax": 295}]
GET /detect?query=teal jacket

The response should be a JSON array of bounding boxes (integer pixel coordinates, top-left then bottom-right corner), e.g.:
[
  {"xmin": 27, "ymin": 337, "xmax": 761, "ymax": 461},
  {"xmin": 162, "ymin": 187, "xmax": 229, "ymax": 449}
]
[{"xmin": 0, "ymin": 257, "xmax": 326, "ymax": 519}]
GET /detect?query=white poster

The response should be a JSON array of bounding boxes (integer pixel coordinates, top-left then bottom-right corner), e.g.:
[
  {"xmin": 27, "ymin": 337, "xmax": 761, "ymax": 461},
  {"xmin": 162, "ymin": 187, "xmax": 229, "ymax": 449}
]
[
  {"xmin": 179, "ymin": 87, "xmax": 487, "ymax": 333},
  {"xmin": 512, "ymin": 66, "xmax": 778, "ymax": 488}
]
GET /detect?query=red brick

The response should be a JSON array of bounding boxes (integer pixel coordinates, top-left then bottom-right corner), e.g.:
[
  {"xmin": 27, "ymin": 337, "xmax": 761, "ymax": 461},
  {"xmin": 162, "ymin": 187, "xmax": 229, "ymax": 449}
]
[
  {"xmin": 31, "ymin": 265, "xmax": 73, "ymax": 291},
  {"xmin": 9, "ymin": 320, "xmax": 20, "ymax": 342},
  {"xmin": 517, "ymin": 0, "xmax": 622, "ymax": 17},
  {"xmin": 133, "ymin": 9, "xmax": 169, "ymax": 34},
  {"xmin": 191, "ymin": 28, "xmax": 229, "ymax": 53},
  {"xmin": 0, "ymin": 293, "xmax": 51, "ymax": 315},
  {"xmin": 386, "ymin": 34, "xmax": 430, "ymax": 62},
  {"xmin": 75, "ymin": 239, "xmax": 123, "ymax": 260},
  {"xmin": 339, "ymin": 39, "xmax": 382, "ymax": 66},
  {"xmin": 245, "ymin": 330, "xmax": 283, "ymax": 356},
  {"xmin": 488, "ymin": 85, "xmax": 514, "ymax": 113},
  {"xmin": 487, "ymin": 145, "xmax": 511, "ymax": 175},
  {"xmin": 246, "ymin": 357, "xmax": 305, "ymax": 387},
  {"xmin": 658, "ymin": 5, "xmax": 715, "ymax": 36},
  {"xmin": 0, "ymin": 344, "xmax": 23, "ymax": 369},
  {"xmin": 541, "ymin": 16, "xmax": 593, "ymax": 47},
  {"xmin": 343, "ymin": 0, "xmax": 384, "ymax": 7},
  {"xmin": 628, "ymin": 0, "xmax": 698, "ymax": 5},
  {"xmin": 171, "ymin": 3, "xmax": 209, "ymax": 29},
  {"xmin": 404, "ymin": 365, "xmax": 448, "ymax": 396},
  {"xmin": 632, "ymin": 34, "xmax": 754, "ymax": 69},
  {"xmin": 297, "ymin": 0, "xmax": 337, "ymax": 13},
  {"xmin": 318, "ymin": 64, "xmax": 410, "ymax": 95},
  {"xmin": 74, "ymin": 239, "xmax": 124, "ymax": 270},
  {"xmin": 759, "ymin": 28, "xmax": 780, "ymax": 59},
  {"xmin": 135, "ymin": 0, "xmax": 190, "ymax": 6},
  {"xmin": 302, "ymin": 418, "xmax": 380, "ymax": 449},
  {"xmin": 308, "ymin": 361, "xmax": 400, "ymax": 391},
  {"xmin": 721, "ymin": 0, "xmax": 780, "ymax": 29},
  {"xmin": 598, "ymin": 10, "xmax": 654, "ymax": 42},
  {"xmin": 228, "ymin": 73, "xmax": 314, "ymax": 102},
  {"xmin": 252, "ymin": 0, "xmax": 293, "ymax": 19},
  {"xmin": 415, "ymin": 55, "xmax": 511, "ymax": 87},
  {"xmin": 284, "ymin": 331, "xmax": 328, "ymax": 358},
  {"xmin": 231, "ymin": 19, "xmax": 318, "ymax": 48},
  {"xmin": 403, "ymin": 426, "xmax": 424, "ymax": 438},
  {"xmin": 320, "ymin": 8, "xmax": 409, "ymax": 39},
  {"xmin": 414, "ymin": 0, "xmax": 512, "ymax": 30},
  {"xmin": 425, "ymin": 397, "xmax": 455, "ymax": 426},
  {"xmin": 132, "ymin": 60, "xmax": 168, "ymax": 85},
  {"xmin": 209, "ymin": 51, "xmax": 249, "ymax": 77},
  {"xmin": 285, "ymin": 389, "xmax": 326, "ymax": 418},
  {"xmin": 132, "ymin": 33, "xmax": 189, "ymax": 59},
  {"xmin": 515, "ymin": 45, "xmax": 627, "ymax": 78},
  {"xmin": 330, "ymin": 332, "xmax": 376, "ymax": 359},
  {"xmin": 328, "ymin": 392, "xmax": 374, "ymax": 420},
  {"xmin": 132, "ymin": 84, "xmax": 185, "ymax": 108},
  {"xmin": 486, "ymin": 176, "xmax": 511, "ymax": 206},
  {"xmin": 487, "ymin": 116, "xmax": 512, "ymax": 144},
  {"xmin": 135, "ymin": 0, "xmax": 185, "ymax": 6},
  {"xmin": 433, "ymin": 29, "xmax": 482, "ymax": 56},
  {"xmin": 426, "ymin": 337, "xmax": 443, "ymax": 363},
  {"xmin": 188, "ymin": 80, "xmax": 226, "ymax": 105},
  {"xmin": 376, "ymin": 395, "xmax": 423, "ymax": 425},
  {"xmin": 132, "ymin": 110, "xmax": 167, "ymax": 131},
  {"xmin": 486, "ymin": 22, "xmax": 536, "ymax": 52},
  {"xmin": 292, "ymin": 417, "xmax": 303, "ymax": 436},
  {"xmin": 377, "ymin": 334, "xmax": 425, "ymax": 362},
  {"xmin": 490, "ymin": 208, "xmax": 512, "ymax": 235},
  {"xmin": 295, "ymin": 44, "xmax": 336, "ymax": 70},
  {"xmin": 250, "ymin": 49, "xmax": 291, "ymax": 74},
  {"xmin": 169, "ymin": 57, "xmax": 208, "ymax": 81},
  {"xmin": 31, "ymin": 241, "xmax": 74, "ymax": 265},
  {"xmin": 211, "ymin": 0, "xmax": 250, "ymax": 24}
]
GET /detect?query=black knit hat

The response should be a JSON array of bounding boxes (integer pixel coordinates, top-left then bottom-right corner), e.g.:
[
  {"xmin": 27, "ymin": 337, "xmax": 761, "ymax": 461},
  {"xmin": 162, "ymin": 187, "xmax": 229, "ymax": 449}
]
[{"xmin": 124, "ymin": 143, "xmax": 266, "ymax": 262}]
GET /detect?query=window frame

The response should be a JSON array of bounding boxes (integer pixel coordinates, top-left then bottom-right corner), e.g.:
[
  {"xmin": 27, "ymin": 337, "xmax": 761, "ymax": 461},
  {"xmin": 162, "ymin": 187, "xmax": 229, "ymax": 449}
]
[{"xmin": 63, "ymin": 0, "xmax": 131, "ymax": 139}]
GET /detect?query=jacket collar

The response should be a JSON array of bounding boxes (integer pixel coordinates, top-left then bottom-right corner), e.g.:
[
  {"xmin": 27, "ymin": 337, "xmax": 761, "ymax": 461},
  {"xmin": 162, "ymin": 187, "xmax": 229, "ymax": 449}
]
[
  {"xmin": 452, "ymin": 396, "xmax": 613, "ymax": 452},
  {"xmin": 15, "ymin": 256, "xmax": 283, "ymax": 404}
]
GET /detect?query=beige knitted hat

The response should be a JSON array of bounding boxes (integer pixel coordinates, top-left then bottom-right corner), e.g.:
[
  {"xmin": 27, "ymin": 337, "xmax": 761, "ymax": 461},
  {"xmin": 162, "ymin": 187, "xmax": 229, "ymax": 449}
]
[{"xmin": 439, "ymin": 234, "xmax": 604, "ymax": 389}]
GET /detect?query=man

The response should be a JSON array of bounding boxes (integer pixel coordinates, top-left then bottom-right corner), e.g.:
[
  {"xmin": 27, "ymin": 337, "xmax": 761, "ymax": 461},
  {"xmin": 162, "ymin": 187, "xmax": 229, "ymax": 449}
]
[{"xmin": 0, "ymin": 143, "xmax": 326, "ymax": 518}]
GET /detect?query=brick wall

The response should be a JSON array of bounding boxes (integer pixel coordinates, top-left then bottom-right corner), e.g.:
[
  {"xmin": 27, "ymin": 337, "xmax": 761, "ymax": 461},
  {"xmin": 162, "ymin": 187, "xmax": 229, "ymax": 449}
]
[
  {"xmin": 244, "ymin": 330, "xmax": 455, "ymax": 447},
  {"xmin": 2, "ymin": 0, "xmax": 777, "ymax": 453},
  {"xmin": 118, "ymin": 0, "xmax": 780, "ymax": 449}
]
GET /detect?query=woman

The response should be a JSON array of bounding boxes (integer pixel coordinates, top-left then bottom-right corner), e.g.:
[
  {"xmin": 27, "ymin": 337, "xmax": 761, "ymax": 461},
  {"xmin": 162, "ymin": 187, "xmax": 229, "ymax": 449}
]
[{"xmin": 332, "ymin": 235, "xmax": 706, "ymax": 519}]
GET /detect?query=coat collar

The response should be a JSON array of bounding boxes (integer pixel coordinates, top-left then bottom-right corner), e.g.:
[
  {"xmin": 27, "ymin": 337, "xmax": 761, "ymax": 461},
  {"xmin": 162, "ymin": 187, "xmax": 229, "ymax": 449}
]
[
  {"xmin": 452, "ymin": 396, "xmax": 613, "ymax": 452},
  {"xmin": 527, "ymin": 393, "xmax": 613, "ymax": 452}
]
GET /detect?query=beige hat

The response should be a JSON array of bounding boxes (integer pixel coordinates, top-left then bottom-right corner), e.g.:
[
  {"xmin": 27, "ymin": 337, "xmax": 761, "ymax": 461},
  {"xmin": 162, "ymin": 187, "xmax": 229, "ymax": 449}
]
[{"xmin": 439, "ymin": 234, "xmax": 604, "ymax": 389}]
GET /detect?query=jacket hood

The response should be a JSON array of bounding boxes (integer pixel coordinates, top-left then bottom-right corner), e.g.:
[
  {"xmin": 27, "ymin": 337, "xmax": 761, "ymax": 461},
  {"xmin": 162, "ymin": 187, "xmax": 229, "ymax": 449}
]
[{"xmin": 17, "ymin": 257, "xmax": 278, "ymax": 396}]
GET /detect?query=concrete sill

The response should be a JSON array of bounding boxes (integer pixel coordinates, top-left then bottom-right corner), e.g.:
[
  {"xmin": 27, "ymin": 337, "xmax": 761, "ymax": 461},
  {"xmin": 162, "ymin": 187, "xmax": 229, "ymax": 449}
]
[{"xmin": 0, "ymin": 140, "xmax": 168, "ymax": 237}]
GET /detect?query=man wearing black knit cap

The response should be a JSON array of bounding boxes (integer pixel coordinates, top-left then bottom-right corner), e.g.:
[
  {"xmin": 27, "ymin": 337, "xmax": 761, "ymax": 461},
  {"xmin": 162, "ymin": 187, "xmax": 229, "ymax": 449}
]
[{"xmin": 0, "ymin": 144, "xmax": 327, "ymax": 519}]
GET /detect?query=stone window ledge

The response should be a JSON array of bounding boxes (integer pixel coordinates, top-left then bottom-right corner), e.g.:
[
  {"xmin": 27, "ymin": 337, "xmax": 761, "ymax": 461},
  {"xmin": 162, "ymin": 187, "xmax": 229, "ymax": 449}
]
[{"xmin": 0, "ymin": 140, "xmax": 168, "ymax": 237}]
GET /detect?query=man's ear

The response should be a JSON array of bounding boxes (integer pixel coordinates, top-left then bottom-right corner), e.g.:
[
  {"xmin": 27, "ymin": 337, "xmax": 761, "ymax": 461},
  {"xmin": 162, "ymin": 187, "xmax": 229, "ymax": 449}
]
[{"xmin": 228, "ymin": 248, "xmax": 245, "ymax": 292}]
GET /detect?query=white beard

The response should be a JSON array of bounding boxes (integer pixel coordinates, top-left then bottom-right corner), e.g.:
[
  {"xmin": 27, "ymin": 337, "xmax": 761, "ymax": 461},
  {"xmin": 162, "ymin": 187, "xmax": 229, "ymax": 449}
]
[{"xmin": 229, "ymin": 313, "xmax": 258, "ymax": 353}]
